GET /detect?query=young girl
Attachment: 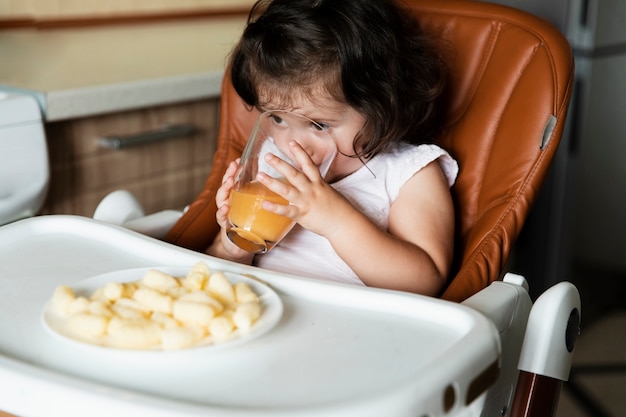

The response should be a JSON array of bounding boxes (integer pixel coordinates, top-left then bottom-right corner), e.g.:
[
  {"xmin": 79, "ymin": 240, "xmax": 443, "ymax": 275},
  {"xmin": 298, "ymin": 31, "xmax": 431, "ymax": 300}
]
[{"xmin": 207, "ymin": 0, "xmax": 458, "ymax": 296}]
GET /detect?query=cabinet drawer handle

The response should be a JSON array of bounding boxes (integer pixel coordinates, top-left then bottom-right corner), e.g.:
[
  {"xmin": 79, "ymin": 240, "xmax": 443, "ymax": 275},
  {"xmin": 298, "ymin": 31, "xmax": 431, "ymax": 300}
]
[{"xmin": 98, "ymin": 124, "xmax": 196, "ymax": 149}]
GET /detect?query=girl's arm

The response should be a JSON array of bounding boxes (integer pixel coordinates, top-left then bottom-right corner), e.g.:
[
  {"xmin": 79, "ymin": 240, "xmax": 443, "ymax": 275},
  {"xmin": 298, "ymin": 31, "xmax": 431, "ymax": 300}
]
[{"xmin": 324, "ymin": 162, "xmax": 454, "ymax": 295}]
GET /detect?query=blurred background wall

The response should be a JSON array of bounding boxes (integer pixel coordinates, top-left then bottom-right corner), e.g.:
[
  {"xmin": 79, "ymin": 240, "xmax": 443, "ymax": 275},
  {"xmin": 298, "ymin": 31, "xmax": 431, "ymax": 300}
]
[
  {"xmin": 0, "ymin": 0, "xmax": 254, "ymax": 18},
  {"xmin": 489, "ymin": 0, "xmax": 626, "ymax": 304}
]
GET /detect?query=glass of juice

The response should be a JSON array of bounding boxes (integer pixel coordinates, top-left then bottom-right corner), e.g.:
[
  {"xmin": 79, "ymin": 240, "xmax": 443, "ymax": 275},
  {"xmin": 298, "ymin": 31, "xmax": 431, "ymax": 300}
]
[{"xmin": 227, "ymin": 111, "xmax": 337, "ymax": 253}]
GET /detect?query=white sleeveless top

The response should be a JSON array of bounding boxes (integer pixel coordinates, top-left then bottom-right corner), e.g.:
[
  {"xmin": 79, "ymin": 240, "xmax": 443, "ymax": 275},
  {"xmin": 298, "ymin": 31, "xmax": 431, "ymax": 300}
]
[{"xmin": 254, "ymin": 142, "xmax": 459, "ymax": 286}]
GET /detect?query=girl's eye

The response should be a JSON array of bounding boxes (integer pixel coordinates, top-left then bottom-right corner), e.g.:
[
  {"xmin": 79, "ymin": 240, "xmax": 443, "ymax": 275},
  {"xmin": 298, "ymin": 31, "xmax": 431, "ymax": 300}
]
[
  {"xmin": 269, "ymin": 114, "xmax": 285, "ymax": 125},
  {"xmin": 312, "ymin": 122, "xmax": 330, "ymax": 131}
]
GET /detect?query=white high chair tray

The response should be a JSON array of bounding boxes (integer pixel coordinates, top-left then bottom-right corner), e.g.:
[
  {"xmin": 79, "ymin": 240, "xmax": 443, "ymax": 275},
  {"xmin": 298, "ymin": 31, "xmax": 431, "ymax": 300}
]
[{"xmin": 0, "ymin": 215, "xmax": 499, "ymax": 417}]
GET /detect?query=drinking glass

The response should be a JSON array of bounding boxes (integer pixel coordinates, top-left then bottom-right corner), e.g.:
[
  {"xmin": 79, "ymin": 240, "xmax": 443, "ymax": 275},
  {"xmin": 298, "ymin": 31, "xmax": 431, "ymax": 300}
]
[{"xmin": 226, "ymin": 111, "xmax": 337, "ymax": 253}]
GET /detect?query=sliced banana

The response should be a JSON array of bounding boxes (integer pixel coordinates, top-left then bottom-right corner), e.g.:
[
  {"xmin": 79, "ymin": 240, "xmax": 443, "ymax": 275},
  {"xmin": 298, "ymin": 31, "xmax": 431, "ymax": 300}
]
[{"xmin": 47, "ymin": 263, "xmax": 263, "ymax": 350}]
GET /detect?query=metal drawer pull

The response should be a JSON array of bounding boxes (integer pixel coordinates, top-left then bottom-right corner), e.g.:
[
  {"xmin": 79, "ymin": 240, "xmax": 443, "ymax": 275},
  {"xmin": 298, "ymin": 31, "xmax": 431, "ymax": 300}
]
[{"xmin": 98, "ymin": 124, "xmax": 196, "ymax": 149}]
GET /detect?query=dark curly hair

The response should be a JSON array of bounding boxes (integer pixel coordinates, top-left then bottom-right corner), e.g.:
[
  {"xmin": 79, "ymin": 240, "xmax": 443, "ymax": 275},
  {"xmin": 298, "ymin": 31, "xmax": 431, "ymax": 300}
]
[{"xmin": 230, "ymin": 0, "xmax": 447, "ymax": 159}]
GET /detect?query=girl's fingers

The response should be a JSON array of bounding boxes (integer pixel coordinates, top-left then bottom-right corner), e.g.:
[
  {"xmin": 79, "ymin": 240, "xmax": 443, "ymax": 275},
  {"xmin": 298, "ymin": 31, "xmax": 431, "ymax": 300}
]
[
  {"xmin": 217, "ymin": 160, "xmax": 239, "ymax": 207},
  {"xmin": 289, "ymin": 141, "xmax": 323, "ymax": 180},
  {"xmin": 261, "ymin": 145, "xmax": 319, "ymax": 187},
  {"xmin": 257, "ymin": 171, "xmax": 291, "ymax": 195},
  {"xmin": 261, "ymin": 199, "xmax": 296, "ymax": 217},
  {"xmin": 222, "ymin": 160, "xmax": 238, "ymax": 184},
  {"xmin": 215, "ymin": 178, "xmax": 232, "ymax": 207},
  {"xmin": 215, "ymin": 203, "xmax": 229, "ymax": 227},
  {"xmin": 263, "ymin": 152, "xmax": 300, "ymax": 179}
]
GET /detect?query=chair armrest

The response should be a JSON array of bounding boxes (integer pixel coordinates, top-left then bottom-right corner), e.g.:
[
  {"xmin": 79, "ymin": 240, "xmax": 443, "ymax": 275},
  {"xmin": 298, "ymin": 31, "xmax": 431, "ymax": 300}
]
[
  {"xmin": 93, "ymin": 190, "xmax": 183, "ymax": 239},
  {"xmin": 518, "ymin": 281, "xmax": 581, "ymax": 380},
  {"xmin": 462, "ymin": 274, "xmax": 533, "ymax": 417},
  {"xmin": 121, "ymin": 210, "xmax": 183, "ymax": 240}
]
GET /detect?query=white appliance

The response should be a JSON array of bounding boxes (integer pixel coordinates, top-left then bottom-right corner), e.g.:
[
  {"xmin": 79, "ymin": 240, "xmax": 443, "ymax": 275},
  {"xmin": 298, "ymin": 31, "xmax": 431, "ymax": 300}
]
[{"xmin": 0, "ymin": 92, "xmax": 49, "ymax": 225}]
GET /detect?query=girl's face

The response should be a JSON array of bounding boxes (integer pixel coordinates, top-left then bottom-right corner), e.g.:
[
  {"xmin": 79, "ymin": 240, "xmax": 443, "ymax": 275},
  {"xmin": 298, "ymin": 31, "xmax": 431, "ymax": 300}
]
[{"xmin": 260, "ymin": 91, "xmax": 367, "ymax": 183}]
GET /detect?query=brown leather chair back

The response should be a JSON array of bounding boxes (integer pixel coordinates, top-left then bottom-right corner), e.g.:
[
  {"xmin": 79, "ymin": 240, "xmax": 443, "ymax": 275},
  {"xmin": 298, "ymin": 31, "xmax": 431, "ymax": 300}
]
[{"xmin": 164, "ymin": 0, "xmax": 574, "ymax": 302}]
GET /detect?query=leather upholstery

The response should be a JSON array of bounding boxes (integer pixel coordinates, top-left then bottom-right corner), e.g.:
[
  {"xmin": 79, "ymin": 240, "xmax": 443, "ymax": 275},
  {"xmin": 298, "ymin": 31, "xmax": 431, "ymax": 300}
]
[{"xmin": 164, "ymin": 0, "xmax": 574, "ymax": 302}]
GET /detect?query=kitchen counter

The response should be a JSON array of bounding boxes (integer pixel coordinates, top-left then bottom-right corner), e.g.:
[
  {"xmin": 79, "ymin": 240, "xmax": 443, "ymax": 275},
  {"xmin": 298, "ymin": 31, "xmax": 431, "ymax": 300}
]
[{"xmin": 0, "ymin": 16, "xmax": 247, "ymax": 121}]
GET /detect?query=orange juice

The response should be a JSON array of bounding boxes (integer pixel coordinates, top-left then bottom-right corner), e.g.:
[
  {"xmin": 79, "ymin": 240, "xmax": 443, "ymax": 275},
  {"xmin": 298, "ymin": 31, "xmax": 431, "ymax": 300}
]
[{"xmin": 228, "ymin": 181, "xmax": 295, "ymax": 252}]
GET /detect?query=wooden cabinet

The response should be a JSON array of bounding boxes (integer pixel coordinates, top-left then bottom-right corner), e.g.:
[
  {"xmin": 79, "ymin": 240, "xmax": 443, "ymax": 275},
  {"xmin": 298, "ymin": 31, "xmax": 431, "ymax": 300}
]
[{"xmin": 42, "ymin": 99, "xmax": 219, "ymax": 217}]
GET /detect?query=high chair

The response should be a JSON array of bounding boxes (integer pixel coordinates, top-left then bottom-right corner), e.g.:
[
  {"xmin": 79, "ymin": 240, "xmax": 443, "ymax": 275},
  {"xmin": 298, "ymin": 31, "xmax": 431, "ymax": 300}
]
[{"xmin": 94, "ymin": 0, "xmax": 578, "ymax": 415}]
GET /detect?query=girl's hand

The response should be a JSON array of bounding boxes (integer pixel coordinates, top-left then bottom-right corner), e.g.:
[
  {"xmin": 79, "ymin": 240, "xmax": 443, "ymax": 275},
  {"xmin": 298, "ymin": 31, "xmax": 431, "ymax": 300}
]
[
  {"xmin": 256, "ymin": 141, "xmax": 354, "ymax": 238},
  {"xmin": 214, "ymin": 159, "xmax": 239, "ymax": 229},
  {"xmin": 206, "ymin": 159, "xmax": 254, "ymax": 264}
]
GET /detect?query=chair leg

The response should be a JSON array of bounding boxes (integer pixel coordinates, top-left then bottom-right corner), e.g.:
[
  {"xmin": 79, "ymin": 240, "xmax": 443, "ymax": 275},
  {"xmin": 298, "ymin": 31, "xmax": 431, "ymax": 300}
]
[
  {"xmin": 510, "ymin": 371, "xmax": 562, "ymax": 417},
  {"xmin": 512, "ymin": 281, "xmax": 581, "ymax": 417}
]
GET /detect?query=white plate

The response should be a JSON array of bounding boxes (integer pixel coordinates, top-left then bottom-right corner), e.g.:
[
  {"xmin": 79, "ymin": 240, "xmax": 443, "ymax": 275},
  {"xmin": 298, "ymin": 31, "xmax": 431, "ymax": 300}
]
[{"xmin": 41, "ymin": 266, "xmax": 283, "ymax": 353}]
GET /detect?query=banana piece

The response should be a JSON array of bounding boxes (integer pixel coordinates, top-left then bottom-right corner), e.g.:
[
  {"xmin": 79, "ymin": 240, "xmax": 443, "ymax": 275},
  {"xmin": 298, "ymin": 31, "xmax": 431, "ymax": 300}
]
[
  {"xmin": 88, "ymin": 300, "xmax": 114, "ymax": 318},
  {"xmin": 233, "ymin": 301, "xmax": 262, "ymax": 331},
  {"xmin": 103, "ymin": 281, "xmax": 136, "ymax": 301},
  {"xmin": 107, "ymin": 319, "xmax": 161, "ymax": 349},
  {"xmin": 132, "ymin": 287, "xmax": 173, "ymax": 314},
  {"xmin": 67, "ymin": 296, "xmax": 90, "ymax": 315},
  {"xmin": 151, "ymin": 311, "xmax": 180, "ymax": 329},
  {"xmin": 166, "ymin": 285, "xmax": 189, "ymax": 299},
  {"xmin": 179, "ymin": 291, "xmax": 224, "ymax": 314},
  {"xmin": 111, "ymin": 303, "xmax": 146, "ymax": 321},
  {"xmin": 161, "ymin": 326, "xmax": 202, "ymax": 350},
  {"xmin": 113, "ymin": 297, "xmax": 151, "ymax": 315},
  {"xmin": 172, "ymin": 300, "xmax": 216, "ymax": 326},
  {"xmin": 106, "ymin": 316, "xmax": 125, "ymax": 334},
  {"xmin": 50, "ymin": 285, "xmax": 76, "ymax": 315},
  {"xmin": 89, "ymin": 286, "xmax": 109, "ymax": 304},
  {"xmin": 209, "ymin": 315, "xmax": 235, "ymax": 340},
  {"xmin": 183, "ymin": 271, "xmax": 207, "ymax": 291},
  {"xmin": 235, "ymin": 282, "xmax": 259, "ymax": 304},
  {"xmin": 207, "ymin": 271, "xmax": 235, "ymax": 304},
  {"xmin": 183, "ymin": 262, "xmax": 211, "ymax": 290},
  {"xmin": 67, "ymin": 312, "xmax": 109, "ymax": 339},
  {"xmin": 189, "ymin": 261, "xmax": 211, "ymax": 277},
  {"xmin": 142, "ymin": 269, "xmax": 180, "ymax": 293}
]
